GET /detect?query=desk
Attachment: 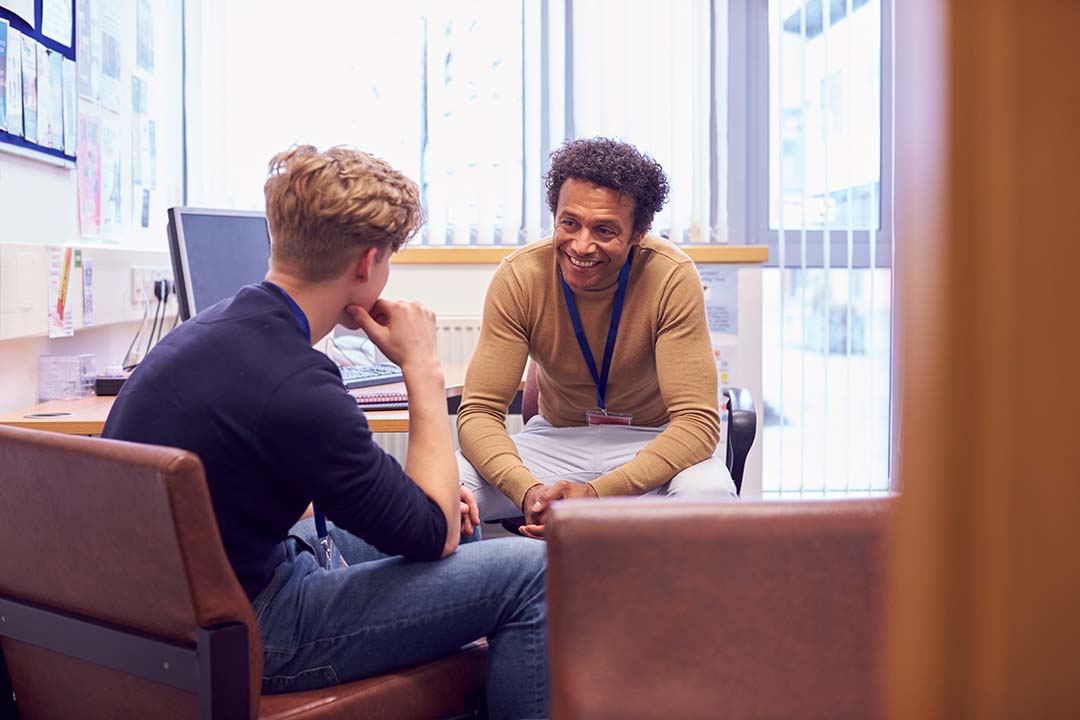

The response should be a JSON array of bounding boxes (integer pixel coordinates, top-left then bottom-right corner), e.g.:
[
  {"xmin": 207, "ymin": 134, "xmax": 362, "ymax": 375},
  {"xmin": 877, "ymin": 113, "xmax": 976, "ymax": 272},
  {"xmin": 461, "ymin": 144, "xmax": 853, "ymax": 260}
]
[{"xmin": 0, "ymin": 366, "xmax": 484, "ymax": 436}]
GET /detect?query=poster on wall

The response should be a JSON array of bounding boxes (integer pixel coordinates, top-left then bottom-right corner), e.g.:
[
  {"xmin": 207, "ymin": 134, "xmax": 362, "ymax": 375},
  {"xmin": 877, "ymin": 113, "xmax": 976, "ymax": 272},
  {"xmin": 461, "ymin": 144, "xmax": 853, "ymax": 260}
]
[
  {"xmin": 48, "ymin": 246, "xmax": 75, "ymax": 338},
  {"xmin": 35, "ymin": 43, "xmax": 51, "ymax": 143},
  {"xmin": 0, "ymin": 19, "xmax": 8, "ymax": 131},
  {"xmin": 0, "ymin": 0, "xmax": 35, "ymax": 28},
  {"xmin": 75, "ymin": 0, "xmax": 98, "ymax": 100},
  {"xmin": 41, "ymin": 0, "xmax": 74, "ymax": 48},
  {"xmin": 19, "ymin": 34, "xmax": 35, "ymax": 141},
  {"xmin": 46, "ymin": 46, "xmax": 64, "ymax": 149},
  {"xmin": 146, "ymin": 117, "xmax": 156, "ymax": 188},
  {"xmin": 130, "ymin": 76, "xmax": 146, "ymax": 178},
  {"xmin": 5, "ymin": 26, "xmax": 22, "ymax": 135},
  {"xmin": 712, "ymin": 342, "xmax": 739, "ymax": 391},
  {"xmin": 101, "ymin": 120, "xmax": 122, "ymax": 235},
  {"xmin": 61, "ymin": 56, "xmax": 74, "ymax": 151},
  {"xmin": 138, "ymin": 186, "xmax": 149, "ymax": 227},
  {"xmin": 135, "ymin": 0, "xmax": 152, "ymax": 72},
  {"xmin": 82, "ymin": 257, "xmax": 94, "ymax": 326},
  {"xmin": 99, "ymin": 0, "xmax": 122, "ymax": 112},
  {"xmin": 130, "ymin": 73, "xmax": 147, "ymax": 114},
  {"xmin": 712, "ymin": 341, "xmax": 740, "ymax": 448},
  {"xmin": 700, "ymin": 265, "xmax": 739, "ymax": 335},
  {"xmin": 77, "ymin": 113, "xmax": 100, "ymax": 235}
]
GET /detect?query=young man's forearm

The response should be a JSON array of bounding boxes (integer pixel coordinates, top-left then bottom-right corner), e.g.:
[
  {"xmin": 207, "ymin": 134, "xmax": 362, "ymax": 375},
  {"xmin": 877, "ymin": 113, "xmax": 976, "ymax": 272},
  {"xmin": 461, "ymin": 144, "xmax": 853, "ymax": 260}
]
[{"xmin": 402, "ymin": 359, "xmax": 460, "ymax": 556}]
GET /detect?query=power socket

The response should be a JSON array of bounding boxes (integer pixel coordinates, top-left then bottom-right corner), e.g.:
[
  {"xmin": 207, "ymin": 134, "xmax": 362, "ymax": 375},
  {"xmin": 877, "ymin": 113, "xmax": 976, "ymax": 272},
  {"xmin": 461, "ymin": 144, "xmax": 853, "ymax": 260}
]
[{"xmin": 130, "ymin": 266, "xmax": 174, "ymax": 304}]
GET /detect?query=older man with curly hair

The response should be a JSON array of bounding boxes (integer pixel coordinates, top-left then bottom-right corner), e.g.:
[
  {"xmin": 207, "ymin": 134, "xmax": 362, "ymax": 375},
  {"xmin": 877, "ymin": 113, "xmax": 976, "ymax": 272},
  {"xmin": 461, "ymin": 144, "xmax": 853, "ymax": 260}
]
[{"xmin": 457, "ymin": 137, "xmax": 737, "ymax": 538}]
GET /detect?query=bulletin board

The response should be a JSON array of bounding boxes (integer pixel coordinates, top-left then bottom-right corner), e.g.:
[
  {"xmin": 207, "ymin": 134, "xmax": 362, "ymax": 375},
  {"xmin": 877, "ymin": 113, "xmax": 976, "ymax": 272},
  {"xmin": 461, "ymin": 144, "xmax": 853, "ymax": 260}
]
[
  {"xmin": 0, "ymin": 0, "xmax": 77, "ymax": 164},
  {"xmin": 0, "ymin": 0, "xmax": 180, "ymax": 247}
]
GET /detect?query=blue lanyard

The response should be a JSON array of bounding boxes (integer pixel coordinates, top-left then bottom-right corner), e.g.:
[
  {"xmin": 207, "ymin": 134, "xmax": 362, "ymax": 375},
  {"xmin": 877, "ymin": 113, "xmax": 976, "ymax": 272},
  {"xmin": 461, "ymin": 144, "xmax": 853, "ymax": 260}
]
[
  {"xmin": 265, "ymin": 281, "xmax": 311, "ymax": 343},
  {"xmin": 266, "ymin": 281, "xmax": 330, "ymax": 542},
  {"xmin": 559, "ymin": 247, "xmax": 634, "ymax": 412}
]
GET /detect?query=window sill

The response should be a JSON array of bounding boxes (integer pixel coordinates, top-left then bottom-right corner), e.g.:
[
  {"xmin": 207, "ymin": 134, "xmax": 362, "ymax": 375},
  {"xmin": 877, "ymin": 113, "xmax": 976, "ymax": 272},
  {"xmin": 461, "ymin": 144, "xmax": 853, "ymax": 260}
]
[{"xmin": 393, "ymin": 245, "xmax": 769, "ymax": 265}]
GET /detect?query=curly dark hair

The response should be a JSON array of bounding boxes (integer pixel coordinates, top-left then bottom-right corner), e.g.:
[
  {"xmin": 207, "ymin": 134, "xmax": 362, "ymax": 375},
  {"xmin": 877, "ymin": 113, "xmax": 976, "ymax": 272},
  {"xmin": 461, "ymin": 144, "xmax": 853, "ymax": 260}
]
[{"xmin": 545, "ymin": 138, "xmax": 670, "ymax": 237}]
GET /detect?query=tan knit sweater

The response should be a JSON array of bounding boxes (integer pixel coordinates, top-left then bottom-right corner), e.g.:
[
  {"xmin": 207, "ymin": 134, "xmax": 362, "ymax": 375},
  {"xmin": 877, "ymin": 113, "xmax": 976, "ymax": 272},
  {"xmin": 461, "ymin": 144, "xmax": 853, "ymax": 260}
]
[{"xmin": 456, "ymin": 235, "xmax": 720, "ymax": 509}]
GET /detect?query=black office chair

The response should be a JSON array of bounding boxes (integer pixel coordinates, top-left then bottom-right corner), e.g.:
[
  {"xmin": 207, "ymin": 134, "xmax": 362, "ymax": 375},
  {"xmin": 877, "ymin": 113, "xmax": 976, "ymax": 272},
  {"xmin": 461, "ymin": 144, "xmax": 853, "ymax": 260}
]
[{"xmin": 498, "ymin": 363, "xmax": 758, "ymax": 534}]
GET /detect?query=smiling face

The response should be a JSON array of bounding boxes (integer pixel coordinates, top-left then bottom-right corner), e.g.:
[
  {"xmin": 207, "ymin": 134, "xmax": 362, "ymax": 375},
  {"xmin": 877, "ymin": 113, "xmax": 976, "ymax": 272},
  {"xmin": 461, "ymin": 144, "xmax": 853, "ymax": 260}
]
[{"xmin": 553, "ymin": 178, "xmax": 639, "ymax": 292}]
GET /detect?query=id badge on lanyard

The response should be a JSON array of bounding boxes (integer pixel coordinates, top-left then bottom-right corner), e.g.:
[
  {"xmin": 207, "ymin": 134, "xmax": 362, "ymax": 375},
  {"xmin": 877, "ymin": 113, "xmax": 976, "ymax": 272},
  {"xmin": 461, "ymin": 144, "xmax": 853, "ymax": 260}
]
[
  {"xmin": 586, "ymin": 408, "xmax": 632, "ymax": 426},
  {"xmin": 560, "ymin": 248, "xmax": 635, "ymax": 428},
  {"xmin": 267, "ymin": 282, "xmax": 349, "ymax": 571},
  {"xmin": 314, "ymin": 509, "xmax": 348, "ymax": 570}
]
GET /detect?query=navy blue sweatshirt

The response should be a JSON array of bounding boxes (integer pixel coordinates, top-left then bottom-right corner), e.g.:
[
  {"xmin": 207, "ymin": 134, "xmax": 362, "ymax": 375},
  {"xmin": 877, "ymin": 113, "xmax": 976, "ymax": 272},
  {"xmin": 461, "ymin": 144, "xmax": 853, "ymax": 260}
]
[{"xmin": 102, "ymin": 282, "xmax": 447, "ymax": 600}]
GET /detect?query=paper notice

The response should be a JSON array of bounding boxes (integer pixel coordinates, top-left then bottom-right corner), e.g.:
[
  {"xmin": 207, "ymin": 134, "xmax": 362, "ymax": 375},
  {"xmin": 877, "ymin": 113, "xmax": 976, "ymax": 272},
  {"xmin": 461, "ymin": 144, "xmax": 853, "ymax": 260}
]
[
  {"xmin": 41, "ymin": 0, "xmax": 73, "ymax": 48},
  {"xmin": 700, "ymin": 265, "xmax": 739, "ymax": 335},
  {"xmin": 48, "ymin": 246, "xmax": 75, "ymax": 337},
  {"xmin": 82, "ymin": 257, "xmax": 94, "ymax": 326}
]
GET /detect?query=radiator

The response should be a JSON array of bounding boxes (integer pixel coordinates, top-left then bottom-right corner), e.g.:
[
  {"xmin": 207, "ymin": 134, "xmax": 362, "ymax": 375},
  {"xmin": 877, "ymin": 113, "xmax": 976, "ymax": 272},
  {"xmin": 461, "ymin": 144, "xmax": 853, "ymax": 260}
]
[{"xmin": 373, "ymin": 316, "xmax": 524, "ymax": 462}]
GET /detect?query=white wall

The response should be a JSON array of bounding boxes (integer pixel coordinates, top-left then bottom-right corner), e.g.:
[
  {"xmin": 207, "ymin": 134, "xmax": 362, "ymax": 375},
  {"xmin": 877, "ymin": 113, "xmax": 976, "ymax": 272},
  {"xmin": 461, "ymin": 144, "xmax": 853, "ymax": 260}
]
[
  {"xmin": 0, "ymin": 321, "xmax": 142, "ymax": 411},
  {"xmin": 0, "ymin": 242, "xmax": 174, "ymax": 412}
]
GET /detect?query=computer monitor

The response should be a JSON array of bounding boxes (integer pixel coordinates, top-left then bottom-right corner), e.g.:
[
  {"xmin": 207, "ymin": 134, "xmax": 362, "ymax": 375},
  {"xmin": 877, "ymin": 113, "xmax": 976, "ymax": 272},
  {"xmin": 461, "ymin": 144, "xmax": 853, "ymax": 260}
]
[{"xmin": 166, "ymin": 207, "xmax": 271, "ymax": 320}]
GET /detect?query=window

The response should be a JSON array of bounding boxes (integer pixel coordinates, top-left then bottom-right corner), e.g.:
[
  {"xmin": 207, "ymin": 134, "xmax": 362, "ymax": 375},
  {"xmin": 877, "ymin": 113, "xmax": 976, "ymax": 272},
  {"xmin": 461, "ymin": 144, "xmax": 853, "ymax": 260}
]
[
  {"xmin": 184, "ymin": 0, "xmax": 727, "ymax": 246},
  {"xmin": 183, "ymin": 0, "xmax": 895, "ymax": 493},
  {"xmin": 769, "ymin": 0, "xmax": 881, "ymax": 232}
]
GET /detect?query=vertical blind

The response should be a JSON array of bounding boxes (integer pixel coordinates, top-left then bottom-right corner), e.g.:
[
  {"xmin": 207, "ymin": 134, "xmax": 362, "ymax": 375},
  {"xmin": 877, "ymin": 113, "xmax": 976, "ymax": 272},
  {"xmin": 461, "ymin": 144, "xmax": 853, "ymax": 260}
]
[
  {"xmin": 185, "ymin": 0, "xmax": 728, "ymax": 247},
  {"xmin": 762, "ymin": 0, "xmax": 891, "ymax": 495},
  {"xmin": 567, "ymin": 0, "xmax": 720, "ymax": 244}
]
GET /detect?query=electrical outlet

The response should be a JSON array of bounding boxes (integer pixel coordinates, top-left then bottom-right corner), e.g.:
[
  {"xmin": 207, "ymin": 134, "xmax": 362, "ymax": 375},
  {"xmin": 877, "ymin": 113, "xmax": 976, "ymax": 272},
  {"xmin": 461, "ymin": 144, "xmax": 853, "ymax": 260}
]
[
  {"xmin": 130, "ymin": 267, "xmax": 147, "ymax": 304},
  {"xmin": 130, "ymin": 266, "xmax": 173, "ymax": 304},
  {"xmin": 152, "ymin": 267, "xmax": 174, "ymax": 293}
]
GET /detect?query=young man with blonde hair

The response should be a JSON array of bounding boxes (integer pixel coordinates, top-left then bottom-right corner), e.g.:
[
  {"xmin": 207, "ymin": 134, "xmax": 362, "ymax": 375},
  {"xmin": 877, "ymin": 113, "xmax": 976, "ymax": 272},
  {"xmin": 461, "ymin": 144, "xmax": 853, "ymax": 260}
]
[{"xmin": 103, "ymin": 145, "xmax": 548, "ymax": 718}]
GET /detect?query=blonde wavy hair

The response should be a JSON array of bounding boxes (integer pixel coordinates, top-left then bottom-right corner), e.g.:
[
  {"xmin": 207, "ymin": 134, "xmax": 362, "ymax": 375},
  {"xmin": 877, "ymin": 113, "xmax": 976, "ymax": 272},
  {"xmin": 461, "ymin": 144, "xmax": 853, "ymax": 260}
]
[{"xmin": 263, "ymin": 145, "xmax": 424, "ymax": 282}]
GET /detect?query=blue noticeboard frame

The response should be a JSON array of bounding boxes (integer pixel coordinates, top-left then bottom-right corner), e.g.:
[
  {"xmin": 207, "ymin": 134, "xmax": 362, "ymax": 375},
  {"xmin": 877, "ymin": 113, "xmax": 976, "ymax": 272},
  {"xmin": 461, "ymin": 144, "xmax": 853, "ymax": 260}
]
[{"xmin": 0, "ymin": 0, "xmax": 78, "ymax": 164}]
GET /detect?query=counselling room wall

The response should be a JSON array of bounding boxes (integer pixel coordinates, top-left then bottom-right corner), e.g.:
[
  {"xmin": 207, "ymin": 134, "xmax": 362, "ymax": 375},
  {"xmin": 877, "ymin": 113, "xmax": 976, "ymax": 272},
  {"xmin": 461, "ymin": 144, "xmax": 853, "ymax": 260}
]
[{"xmin": 0, "ymin": 0, "xmax": 182, "ymax": 412}]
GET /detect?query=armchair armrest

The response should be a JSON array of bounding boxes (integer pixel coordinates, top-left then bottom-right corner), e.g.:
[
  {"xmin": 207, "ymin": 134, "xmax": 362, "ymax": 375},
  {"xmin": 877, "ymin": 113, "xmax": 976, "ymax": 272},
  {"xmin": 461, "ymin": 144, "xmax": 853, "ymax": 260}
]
[
  {"xmin": 546, "ymin": 498, "xmax": 894, "ymax": 720},
  {"xmin": 723, "ymin": 386, "xmax": 756, "ymax": 494}
]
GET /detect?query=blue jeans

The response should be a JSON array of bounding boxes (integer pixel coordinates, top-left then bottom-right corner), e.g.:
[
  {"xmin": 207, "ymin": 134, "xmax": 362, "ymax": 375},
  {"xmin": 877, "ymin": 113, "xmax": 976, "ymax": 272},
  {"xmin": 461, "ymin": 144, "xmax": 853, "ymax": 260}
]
[{"xmin": 252, "ymin": 518, "xmax": 548, "ymax": 720}]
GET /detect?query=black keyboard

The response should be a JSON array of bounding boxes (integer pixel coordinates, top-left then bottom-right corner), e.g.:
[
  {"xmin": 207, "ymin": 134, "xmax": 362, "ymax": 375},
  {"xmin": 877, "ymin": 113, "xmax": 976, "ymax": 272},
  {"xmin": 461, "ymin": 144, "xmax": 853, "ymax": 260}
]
[{"xmin": 338, "ymin": 362, "xmax": 405, "ymax": 389}]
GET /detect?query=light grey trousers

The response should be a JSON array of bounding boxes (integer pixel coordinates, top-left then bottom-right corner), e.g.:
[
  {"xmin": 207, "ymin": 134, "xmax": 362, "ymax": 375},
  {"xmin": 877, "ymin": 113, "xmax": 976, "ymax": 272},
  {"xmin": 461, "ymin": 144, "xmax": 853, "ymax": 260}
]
[{"xmin": 458, "ymin": 415, "xmax": 738, "ymax": 521}]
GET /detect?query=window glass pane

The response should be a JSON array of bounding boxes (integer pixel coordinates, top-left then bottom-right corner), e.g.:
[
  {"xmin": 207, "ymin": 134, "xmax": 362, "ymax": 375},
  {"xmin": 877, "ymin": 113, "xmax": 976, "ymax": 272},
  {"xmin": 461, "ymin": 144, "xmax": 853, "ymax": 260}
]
[
  {"xmin": 762, "ymin": 267, "xmax": 891, "ymax": 493},
  {"xmin": 192, "ymin": 0, "xmax": 524, "ymax": 245},
  {"xmin": 769, "ymin": 0, "xmax": 881, "ymax": 231},
  {"xmin": 205, "ymin": 1, "xmax": 425, "ymax": 211},
  {"xmin": 190, "ymin": 1, "xmax": 726, "ymax": 246},
  {"xmin": 570, "ymin": 0, "xmax": 721, "ymax": 242},
  {"xmin": 423, "ymin": 2, "xmax": 524, "ymax": 244}
]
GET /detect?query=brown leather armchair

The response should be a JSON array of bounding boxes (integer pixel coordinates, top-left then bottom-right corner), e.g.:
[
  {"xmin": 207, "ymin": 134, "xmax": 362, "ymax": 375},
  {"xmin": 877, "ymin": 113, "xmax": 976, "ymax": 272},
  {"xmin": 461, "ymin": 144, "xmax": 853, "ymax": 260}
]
[
  {"xmin": 0, "ymin": 425, "xmax": 485, "ymax": 719},
  {"xmin": 546, "ymin": 497, "xmax": 895, "ymax": 720}
]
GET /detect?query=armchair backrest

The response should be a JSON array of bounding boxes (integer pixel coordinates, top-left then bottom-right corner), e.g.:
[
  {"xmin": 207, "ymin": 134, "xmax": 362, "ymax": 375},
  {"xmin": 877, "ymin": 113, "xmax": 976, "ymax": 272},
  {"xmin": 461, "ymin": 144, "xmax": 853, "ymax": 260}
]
[
  {"xmin": 0, "ymin": 425, "xmax": 262, "ymax": 719},
  {"xmin": 521, "ymin": 361, "xmax": 540, "ymax": 424},
  {"xmin": 547, "ymin": 498, "xmax": 895, "ymax": 719}
]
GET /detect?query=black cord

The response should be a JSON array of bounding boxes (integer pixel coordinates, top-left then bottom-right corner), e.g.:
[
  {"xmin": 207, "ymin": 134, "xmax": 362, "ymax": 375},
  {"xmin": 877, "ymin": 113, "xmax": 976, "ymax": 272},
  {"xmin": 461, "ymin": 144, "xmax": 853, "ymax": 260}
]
[
  {"xmin": 145, "ymin": 294, "xmax": 163, "ymax": 361},
  {"xmin": 162, "ymin": 281, "xmax": 181, "ymax": 336},
  {"xmin": 155, "ymin": 291, "xmax": 169, "ymax": 345},
  {"xmin": 170, "ymin": 287, "xmax": 181, "ymax": 330},
  {"xmin": 122, "ymin": 299, "xmax": 150, "ymax": 371}
]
